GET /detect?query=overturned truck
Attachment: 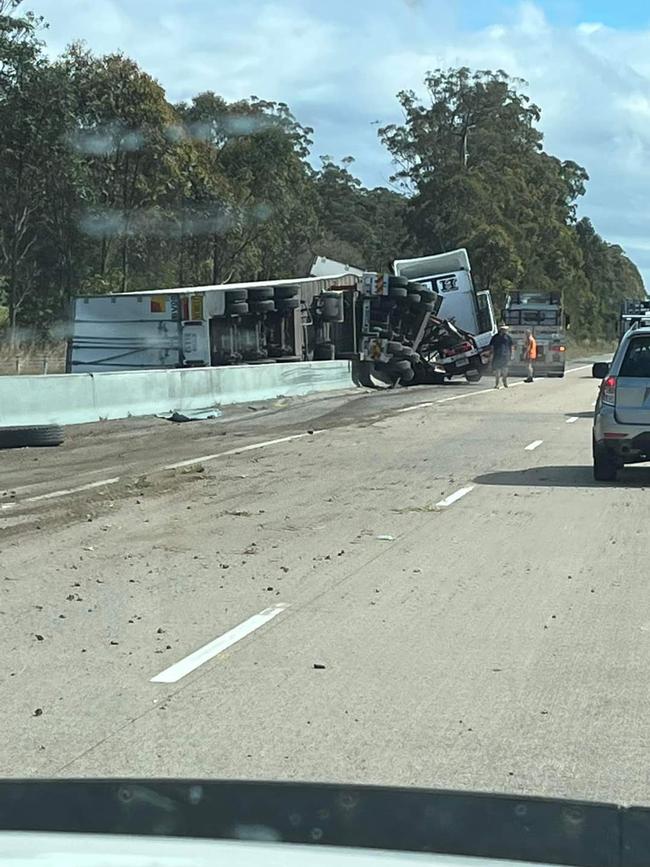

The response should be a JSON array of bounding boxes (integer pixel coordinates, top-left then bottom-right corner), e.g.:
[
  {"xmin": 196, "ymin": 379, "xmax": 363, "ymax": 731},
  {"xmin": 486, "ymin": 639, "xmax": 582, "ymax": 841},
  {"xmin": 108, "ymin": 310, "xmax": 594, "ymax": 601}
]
[{"xmin": 68, "ymin": 250, "xmax": 496, "ymax": 387}]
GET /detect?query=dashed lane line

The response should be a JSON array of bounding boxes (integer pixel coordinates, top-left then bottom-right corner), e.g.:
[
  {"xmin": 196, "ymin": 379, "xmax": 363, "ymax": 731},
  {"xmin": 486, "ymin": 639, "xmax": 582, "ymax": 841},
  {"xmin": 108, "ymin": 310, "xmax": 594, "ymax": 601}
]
[
  {"xmin": 525, "ymin": 440, "xmax": 544, "ymax": 451},
  {"xmin": 150, "ymin": 604, "xmax": 290, "ymax": 683},
  {"xmin": 435, "ymin": 485, "xmax": 475, "ymax": 508}
]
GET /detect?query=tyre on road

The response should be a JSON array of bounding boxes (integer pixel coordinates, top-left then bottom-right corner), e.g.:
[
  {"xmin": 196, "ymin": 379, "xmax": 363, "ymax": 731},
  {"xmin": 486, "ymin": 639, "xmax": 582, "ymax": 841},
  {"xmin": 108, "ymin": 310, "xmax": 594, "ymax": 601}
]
[
  {"xmin": 227, "ymin": 301, "xmax": 249, "ymax": 315},
  {"xmin": 593, "ymin": 440, "xmax": 618, "ymax": 481},
  {"xmin": 0, "ymin": 425, "xmax": 64, "ymax": 449},
  {"xmin": 250, "ymin": 299, "xmax": 276, "ymax": 314},
  {"xmin": 465, "ymin": 369, "xmax": 482, "ymax": 383}
]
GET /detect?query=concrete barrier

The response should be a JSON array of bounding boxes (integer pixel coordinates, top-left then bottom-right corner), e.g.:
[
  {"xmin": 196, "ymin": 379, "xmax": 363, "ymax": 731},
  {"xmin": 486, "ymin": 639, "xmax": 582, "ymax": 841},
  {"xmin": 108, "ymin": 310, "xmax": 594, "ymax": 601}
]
[{"xmin": 0, "ymin": 361, "xmax": 357, "ymax": 428}]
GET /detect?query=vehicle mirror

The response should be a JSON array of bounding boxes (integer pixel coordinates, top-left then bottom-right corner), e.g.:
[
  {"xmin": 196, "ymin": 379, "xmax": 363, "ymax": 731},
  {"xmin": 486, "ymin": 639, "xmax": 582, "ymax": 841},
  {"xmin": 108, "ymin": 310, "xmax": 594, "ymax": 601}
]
[{"xmin": 592, "ymin": 362, "xmax": 610, "ymax": 379}]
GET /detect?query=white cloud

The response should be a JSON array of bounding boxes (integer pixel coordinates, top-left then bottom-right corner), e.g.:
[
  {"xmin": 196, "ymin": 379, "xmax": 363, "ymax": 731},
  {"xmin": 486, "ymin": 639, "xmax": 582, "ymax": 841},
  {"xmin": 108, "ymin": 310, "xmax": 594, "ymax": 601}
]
[{"xmin": 26, "ymin": 0, "xmax": 650, "ymax": 285}]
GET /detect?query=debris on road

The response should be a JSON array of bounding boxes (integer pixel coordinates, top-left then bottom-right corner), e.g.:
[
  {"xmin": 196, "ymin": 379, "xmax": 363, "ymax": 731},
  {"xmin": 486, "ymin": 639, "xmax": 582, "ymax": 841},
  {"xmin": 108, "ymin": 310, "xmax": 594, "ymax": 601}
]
[{"xmin": 376, "ymin": 534, "xmax": 395, "ymax": 541}]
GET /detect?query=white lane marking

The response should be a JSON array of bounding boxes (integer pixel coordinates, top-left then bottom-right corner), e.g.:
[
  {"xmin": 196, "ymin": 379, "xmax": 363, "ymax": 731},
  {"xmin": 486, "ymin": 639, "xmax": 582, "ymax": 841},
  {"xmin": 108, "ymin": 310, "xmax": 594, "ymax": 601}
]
[
  {"xmin": 525, "ymin": 440, "xmax": 543, "ymax": 451},
  {"xmin": 397, "ymin": 402, "xmax": 433, "ymax": 413},
  {"xmin": 5, "ymin": 435, "xmax": 318, "ymax": 511},
  {"xmin": 163, "ymin": 433, "xmax": 318, "ymax": 471},
  {"xmin": 567, "ymin": 365, "xmax": 592, "ymax": 373},
  {"xmin": 24, "ymin": 477, "xmax": 121, "ymax": 504},
  {"xmin": 436, "ymin": 485, "xmax": 475, "ymax": 508},
  {"xmin": 437, "ymin": 381, "xmax": 527, "ymax": 403},
  {"xmin": 566, "ymin": 416, "xmax": 579, "ymax": 424},
  {"xmin": 150, "ymin": 604, "xmax": 289, "ymax": 683},
  {"xmin": 437, "ymin": 387, "xmax": 495, "ymax": 403}
]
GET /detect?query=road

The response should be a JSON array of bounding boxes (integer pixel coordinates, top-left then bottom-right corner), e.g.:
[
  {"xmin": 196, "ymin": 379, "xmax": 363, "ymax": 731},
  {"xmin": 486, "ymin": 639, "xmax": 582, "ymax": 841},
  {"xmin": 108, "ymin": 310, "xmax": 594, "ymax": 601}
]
[{"xmin": 2, "ymin": 362, "xmax": 649, "ymax": 807}]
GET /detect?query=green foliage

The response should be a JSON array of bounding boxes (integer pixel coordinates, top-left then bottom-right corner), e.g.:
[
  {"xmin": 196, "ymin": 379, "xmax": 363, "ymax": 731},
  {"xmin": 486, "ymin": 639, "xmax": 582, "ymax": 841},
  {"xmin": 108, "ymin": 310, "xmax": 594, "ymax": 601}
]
[
  {"xmin": 381, "ymin": 67, "xmax": 643, "ymax": 336},
  {"xmin": 0, "ymin": 9, "xmax": 643, "ymax": 344}
]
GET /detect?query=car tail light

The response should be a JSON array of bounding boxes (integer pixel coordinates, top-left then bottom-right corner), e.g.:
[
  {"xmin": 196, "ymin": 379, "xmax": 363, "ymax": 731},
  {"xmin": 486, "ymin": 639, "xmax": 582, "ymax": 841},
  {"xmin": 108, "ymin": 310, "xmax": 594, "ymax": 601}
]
[
  {"xmin": 601, "ymin": 375, "xmax": 617, "ymax": 406},
  {"xmin": 455, "ymin": 341, "xmax": 472, "ymax": 354}
]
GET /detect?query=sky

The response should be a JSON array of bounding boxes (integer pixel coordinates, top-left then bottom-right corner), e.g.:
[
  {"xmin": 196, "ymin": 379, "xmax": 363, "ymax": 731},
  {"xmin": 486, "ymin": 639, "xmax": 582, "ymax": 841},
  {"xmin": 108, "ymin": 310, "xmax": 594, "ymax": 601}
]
[{"xmin": 25, "ymin": 0, "xmax": 650, "ymax": 286}]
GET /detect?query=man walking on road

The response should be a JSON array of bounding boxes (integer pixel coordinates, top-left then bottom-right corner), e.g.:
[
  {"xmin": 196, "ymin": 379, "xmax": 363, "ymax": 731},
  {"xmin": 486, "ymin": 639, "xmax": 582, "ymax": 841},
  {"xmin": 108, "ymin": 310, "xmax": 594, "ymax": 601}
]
[
  {"xmin": 524, "ymin": 329, "xmax": 537, "ymax": 382},
  {"xmin": 490, "ymin": 324, "xmax": 513, "ymax": 389}
]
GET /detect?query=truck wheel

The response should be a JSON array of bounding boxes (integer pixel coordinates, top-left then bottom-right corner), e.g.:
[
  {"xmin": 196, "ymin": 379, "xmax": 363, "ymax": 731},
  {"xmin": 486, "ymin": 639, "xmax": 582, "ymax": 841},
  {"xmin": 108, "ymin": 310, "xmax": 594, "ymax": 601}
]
[
  {"xmin": 225, "ymin": 289, "xmax": 247, "ymax": 302},
  {"xmin": 386, "ymin": 341, "xmax": 404, "ymax": 355},
  {"xmin": 465, "ymin": 370, "xmax": 482, "ymax": 383},
  {"xmin": 418, "ymin": 301, "xmax": 435, "ymax": 314},
  {"xmin": 276, "ymin": 298, "xmax": 300, "ymax": 312},
  {"xmin": 275, "ymin": 285, "xmax": 299, "ymax": 300},
  {"xmin": 249, "ymin": 287, "xmax": 274, "ymax": 301},
  {"xmin": 407, "ymin": 292, "xmax": 421, "ymax": 306},
  {"xmin": 388, "ymin": 286, "xmax": 408, "ymax": 299},
  {"xmin": 388, "ymin": 275, "xmax": 409, "ymax": 289},
  {"xmin": 397, "ymin": 367, "xmax": 415, "ymax": 384},
  {"xmin": 314, "ymin": 342, "xmax": 335, "ymax": 361},
  {"xmin": 593, "ymin": 441, "xmax": 618, "ymax": 482},
  {"xmin": 251, "ymin": 299, "xmax": 276, "ymax": 313},
  {"xmin": 227, "ymin": 301, "xmax": 249, "ymax": 315},
  {"xmin": 388, "ymin": 359, "xmax": 412, "ymax": 374},
  {"xmin": 320, "ymin": 292, "xmax": 343, "ymax": 321},
  {"xmin": 0, "ymin": 425, "xmax": 65, "ymax": 449}
]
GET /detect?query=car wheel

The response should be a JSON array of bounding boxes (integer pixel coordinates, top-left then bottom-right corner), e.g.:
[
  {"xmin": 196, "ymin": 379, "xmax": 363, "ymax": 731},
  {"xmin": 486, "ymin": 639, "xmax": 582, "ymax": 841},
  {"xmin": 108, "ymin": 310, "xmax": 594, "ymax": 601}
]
[
  {"xmin": 593, "ymin": 441, "xmax": 618, "ymax": 481},
  {"xmin": 465, "ymin": 370, "xmax": 482, "ymax": 383}
]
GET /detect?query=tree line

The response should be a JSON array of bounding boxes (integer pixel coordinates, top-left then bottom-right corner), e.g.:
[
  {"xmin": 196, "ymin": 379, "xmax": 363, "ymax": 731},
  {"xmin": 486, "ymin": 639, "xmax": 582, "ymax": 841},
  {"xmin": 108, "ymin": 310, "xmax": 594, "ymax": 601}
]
[{"xmin": 0, "ymin": 1, "xmax": 644, "ymax": 342}]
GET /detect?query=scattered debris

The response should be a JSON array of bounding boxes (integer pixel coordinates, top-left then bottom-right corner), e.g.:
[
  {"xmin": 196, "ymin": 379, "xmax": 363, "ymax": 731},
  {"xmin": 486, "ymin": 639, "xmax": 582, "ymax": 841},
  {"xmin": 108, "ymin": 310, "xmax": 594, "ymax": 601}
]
[
  {"xmin": 376, "ymin": 535, "xmax": 394, "ymax": 541},
  {"xmin": 313, "ymin": 663, "xmax": 326, "ymax": 670},
  {"xmin": 33, "ymin": 708, "xmax": 43, "ymax": 717}
]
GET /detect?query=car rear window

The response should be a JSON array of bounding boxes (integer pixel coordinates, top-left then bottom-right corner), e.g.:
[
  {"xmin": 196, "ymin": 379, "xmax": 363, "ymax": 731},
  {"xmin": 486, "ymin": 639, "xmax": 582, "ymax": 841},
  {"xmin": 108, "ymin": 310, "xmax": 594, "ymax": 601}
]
[{"xmin": 619, "ymin": 336, "xmax": 650, "ymax": 377}]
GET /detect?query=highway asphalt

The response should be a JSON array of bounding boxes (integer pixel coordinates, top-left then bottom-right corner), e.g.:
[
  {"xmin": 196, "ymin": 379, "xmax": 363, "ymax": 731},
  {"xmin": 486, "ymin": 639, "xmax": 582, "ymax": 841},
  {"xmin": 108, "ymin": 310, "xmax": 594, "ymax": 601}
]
[{"xmin": 2, "ymin": 362, "xmax": 649, "ymax": 807}]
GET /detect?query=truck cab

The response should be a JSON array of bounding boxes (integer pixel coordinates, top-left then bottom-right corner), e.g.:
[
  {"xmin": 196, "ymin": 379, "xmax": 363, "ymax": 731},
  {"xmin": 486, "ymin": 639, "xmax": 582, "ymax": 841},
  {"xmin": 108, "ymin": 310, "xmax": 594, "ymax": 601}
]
[
  {"xmin": 392, "ymin": 249, "xmax": 497, "ymax": 351},
  {"xmin": 503, "ymin": 292, "xmax": 567, "ymax": 378}
]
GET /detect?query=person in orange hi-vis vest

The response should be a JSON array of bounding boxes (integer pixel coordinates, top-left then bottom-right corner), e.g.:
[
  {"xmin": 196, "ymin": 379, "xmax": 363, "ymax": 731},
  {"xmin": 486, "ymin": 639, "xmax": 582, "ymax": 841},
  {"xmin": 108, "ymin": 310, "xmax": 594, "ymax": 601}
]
[{"xmin": 524, "ymin": 330, "xmax": 537, "ymax": 382}]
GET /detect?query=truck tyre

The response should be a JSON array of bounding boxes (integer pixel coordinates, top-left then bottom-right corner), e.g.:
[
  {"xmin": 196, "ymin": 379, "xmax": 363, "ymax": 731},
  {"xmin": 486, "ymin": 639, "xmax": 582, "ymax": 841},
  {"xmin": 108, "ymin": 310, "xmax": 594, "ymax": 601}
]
[
  {"xmin": 397, "ymin": 346, "xmax": 417, "ymax": 358},
  {"xmin": 251, "ymin": 299, "xmax": 276, "ymax": 313},
  {"xmin": 386, "ymin": 341, "xmax": 404, "ymax": 355},
  {"xmin": 388, "ymin": 275, "xmax": 409, "ymax": 289},
  {"xmin": 225, "ymin": 289, "xmax": 247, "ymax": 302},
  {"xmin": 389, "ymin": 359, "xmax": 412, "ymax": 374},
  {"xmin": 314, "ymin": 342, "xmax": 335, "ymax": 361},
  {"xmin": 593, "ymin": 440, "xmax": 618, "ymax": 482},
  {"xmin": 407, "ymin": 292, "xmax": 421, "ymax": 306},
  {"xmin": 388, "ymin": 286, "xmax": 408, "ymax": 299},
  {"xmin": 0, "ymin": 425, "xmax": 64, "ymax": 449},
  {"xmin": 320, "ymin": 291, "xmax": 343, "ymax": 322},
  {"xmin": 418, "ymin": 301, "xmax": 435, "ymax": 314},
  {"xmin": 275, "ymin": 285, "xmax": 299, "ymax": 300},
  {"xmin": 465, "ymin": 370, "xmax": 482, "ymax": 383},
  {"xmin": 276, "ymin": 297, "xmax": 300, "ymax": 312},
  {"xmin": 249, "ymin": 287, "xmax": 274, "ymax": 301},
  {"xmin": 399, "ymin": 367, "xmax": 415, "ymax": 383},
  {"xmin": 227, "ymin": 301, "xmax": 249, "ymax": 315}
]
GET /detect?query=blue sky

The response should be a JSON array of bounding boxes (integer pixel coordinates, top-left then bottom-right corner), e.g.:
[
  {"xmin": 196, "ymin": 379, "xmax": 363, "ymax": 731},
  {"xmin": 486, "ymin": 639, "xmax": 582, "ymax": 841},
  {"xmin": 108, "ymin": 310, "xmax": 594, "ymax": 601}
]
[{"xmin": 26, "ymin": 0, "xmax": 650, "ymax": 286}]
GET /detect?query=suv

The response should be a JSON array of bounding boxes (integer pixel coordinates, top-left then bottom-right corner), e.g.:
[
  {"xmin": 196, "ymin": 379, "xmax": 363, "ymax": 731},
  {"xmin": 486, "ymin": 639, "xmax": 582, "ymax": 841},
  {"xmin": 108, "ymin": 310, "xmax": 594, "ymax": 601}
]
[{"xmin": 592, "ymin": 325, "xmax": 650, "ymax": 481}]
